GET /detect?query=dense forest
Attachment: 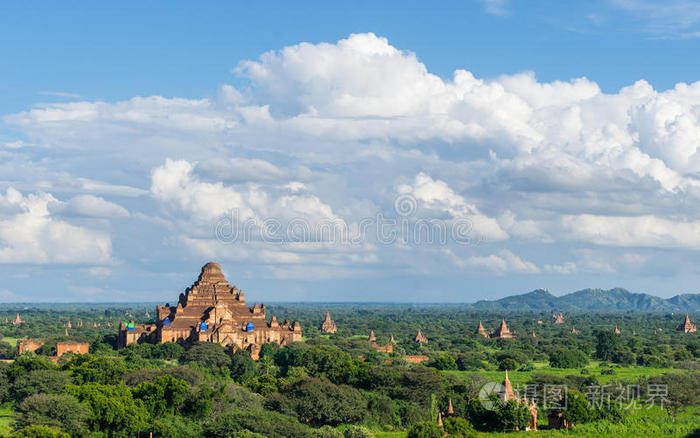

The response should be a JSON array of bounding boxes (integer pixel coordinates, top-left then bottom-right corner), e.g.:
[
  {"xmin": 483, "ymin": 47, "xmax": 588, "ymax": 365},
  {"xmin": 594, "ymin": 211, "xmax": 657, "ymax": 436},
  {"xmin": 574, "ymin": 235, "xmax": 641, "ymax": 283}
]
[{"xmin": 0, "ymin": 303, "xmax": 697, "ymax": 437}]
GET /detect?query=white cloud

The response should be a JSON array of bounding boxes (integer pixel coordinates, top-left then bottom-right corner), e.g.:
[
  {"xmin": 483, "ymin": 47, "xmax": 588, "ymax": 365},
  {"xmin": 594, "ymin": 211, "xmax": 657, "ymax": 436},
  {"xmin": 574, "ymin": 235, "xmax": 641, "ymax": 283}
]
[
  {"xmin": 444, "ymin": 247, "xmax": 539, "ymax": 274},
  {"xmin": 58, "ymin": 194, "xmax": 130, "ymax": 218},
  {"xmin": 5, "ymin": 33, "xmax": 700, "ymax": 291},
  {"xmin": 561, "ymin": 214, "xmax": 700, "ymax": 249},
  {"xmin": 150, "ymin": 158, "xmax": 340, "ymax": 226},
  {"xmin": 398, "ymin": 172, "xmax": 509, "ymax": 241},
  {"xmin": 0, "ymin": 188, "xmax": 113, "ymax": 264},
  {"xmin": 38, "ymin": 91, "xmax": 81, "ymax": 98}
]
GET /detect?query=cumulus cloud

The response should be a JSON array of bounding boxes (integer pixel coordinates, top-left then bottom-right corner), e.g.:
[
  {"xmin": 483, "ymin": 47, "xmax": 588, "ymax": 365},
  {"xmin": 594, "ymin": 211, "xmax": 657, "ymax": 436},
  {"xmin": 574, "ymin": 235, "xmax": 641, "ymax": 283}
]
[
  {"xmin": 444, "ymin": 248, "xmax": 539, "ymax": 274},
  {"xmin": 4, "ymin": 33, "xmax": 700, "ymax": 293},
  {"xmin": 0, "ymin": 188, "xmax": 113, "ymax": 264},
  {"xmin": 57, "ymin": 194, "xmax": 130, "ymax": 218},
  {"xmin": 150, "ymin": 158, "xmax": 341, "ymax": 227},
  {"xmin": 398, "ymin": 172, "xmax": 509, "ymax": 242}
]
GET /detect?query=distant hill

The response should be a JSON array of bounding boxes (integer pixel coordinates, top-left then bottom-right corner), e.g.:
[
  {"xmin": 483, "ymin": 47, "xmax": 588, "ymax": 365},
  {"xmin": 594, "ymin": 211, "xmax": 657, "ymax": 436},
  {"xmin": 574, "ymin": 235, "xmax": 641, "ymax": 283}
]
[{"xmin": 471, "ymin": 288, "xmax": 700, "ymax": 312}]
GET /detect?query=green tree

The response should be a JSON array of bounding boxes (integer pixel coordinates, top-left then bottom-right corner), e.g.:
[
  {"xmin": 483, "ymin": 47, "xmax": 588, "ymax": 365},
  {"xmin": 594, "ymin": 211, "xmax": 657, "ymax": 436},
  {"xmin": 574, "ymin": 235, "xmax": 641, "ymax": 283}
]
[
  {"xmin": 7, "ymin": 355, "xmax": 56, "ymax": 380},
  {"xmin": 9, "ymin": 425, "xmax": 70, "ymax": 438},
  {"xmin": 133, "ymin": 375, "xmax": 189, "ymax": 416},
  {"xmin": 204, "ymin": 410, "xmax": 313, "ymax": 437},
  {"xmin": 11, "ymin": 369, "xmax": 71, "ymax": 402},
  {"xmin": 299, "ymin": 345, "xmax": 358, "ymax": 385},
  {"xmin": 561, "ymin": 391, "xmax": 593, "ymax": 425},
  {"xmin": 429, "ymin": 354, "xmax": 457, "ymax": 370},
  {"xmin": 63, "ymin": 354, "xmax": 127, "ymax": 385},
  {"xmin": 549, "ymin": 349, "xmax": 589, "ymax": 368},
  {"xmin": 63, "ymin": 382, "xmax": 149, "ymax": 437},
  {"xmin": 270, "ymin": 377, "xmax": 366, "ymax": 427},
  {"xmin": 230, "ymin": 349, "xmax": 256, "ymax": 383},
  {"xmin": 181, "ymin": 343, "xmax": 231, "ymax": 372},
  {"xmin": 498, "ymin": 358, "xmax": 518, "ymax": 371},
  {"xmin": 14, "ymin": 393, "xmax": 91, "ymax": 435},
  {"xmin": 595, "ymin": 331, "xmax": 620, "ymax": 362},
  {"xmin": 495, "ymin": 399, "xmax": 529, "ymax": 432},
  {"xmin": 443, "ymin": 417, "xmax": 477, "ymax": 437}
]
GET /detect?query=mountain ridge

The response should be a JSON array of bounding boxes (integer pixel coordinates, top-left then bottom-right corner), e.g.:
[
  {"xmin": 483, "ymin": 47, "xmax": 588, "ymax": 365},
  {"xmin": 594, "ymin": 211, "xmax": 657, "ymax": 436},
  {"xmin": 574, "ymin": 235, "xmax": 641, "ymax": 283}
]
[{"xmin": 471, "ymin": 288, "xmax": 700, "ymax": 312}]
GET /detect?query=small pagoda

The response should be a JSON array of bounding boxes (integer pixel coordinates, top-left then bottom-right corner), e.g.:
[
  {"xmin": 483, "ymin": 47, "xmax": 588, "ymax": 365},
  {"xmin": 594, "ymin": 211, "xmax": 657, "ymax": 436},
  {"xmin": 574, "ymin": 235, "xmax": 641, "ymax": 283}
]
[
  {"xmin": 368, "ymin": 330, "xmax": 376, "ymax": 342},
  {"xmin": 319, "ymin": 312, "xmax": 337, "ymax": 333},
  {"xmin": 476, "ymin": 321, "xmax": 489, "ymax": 338},
  {"xmin": 12, "ymin": 313, "xmax": 22, "ymax": 326},
  {"xmin": 553, "ymin": 313, "xmax": 565, "ymax": 324},
  {"xmin": 677, "ymin": 314, "xmax": 697, "ymax": 333},
  {"xmin": 613, "ymin": 325, "xmax": 621, "ymax": 334},
  {"xmin": 414, "ymin": 329, "xmax": 428, "ymax": 343},
  {"xmin": 490, "ymin": 318, "xmax": 515, "ymax": 339}
]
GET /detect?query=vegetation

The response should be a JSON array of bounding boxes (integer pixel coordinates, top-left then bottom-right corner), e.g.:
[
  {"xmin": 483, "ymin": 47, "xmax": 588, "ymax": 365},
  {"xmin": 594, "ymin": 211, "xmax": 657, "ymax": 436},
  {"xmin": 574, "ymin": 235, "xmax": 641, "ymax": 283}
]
[{"xmin": 0, "ymin": 303, "xmax": 696, "ymax": 437}]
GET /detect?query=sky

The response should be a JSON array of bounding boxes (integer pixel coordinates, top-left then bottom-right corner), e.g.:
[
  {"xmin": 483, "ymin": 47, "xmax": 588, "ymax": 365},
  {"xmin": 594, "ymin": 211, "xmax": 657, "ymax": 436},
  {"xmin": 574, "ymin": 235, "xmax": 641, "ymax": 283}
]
[{"xmin": 1, "ymin": 0, "xmax": 700, "ymax": 302}]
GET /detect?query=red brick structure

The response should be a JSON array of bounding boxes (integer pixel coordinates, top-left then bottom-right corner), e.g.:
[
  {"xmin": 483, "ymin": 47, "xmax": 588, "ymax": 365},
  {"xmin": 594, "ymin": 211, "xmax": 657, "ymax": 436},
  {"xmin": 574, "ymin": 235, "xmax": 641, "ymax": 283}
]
[
  {"xmin": 476, "ymin": 321, "xmax": 489, "ymax": 338},
  {"xmin": 414, "ymin": 329, "xmax": 428, "ymax": 343},
  {"xmin": 678, "ymin": 314, "xmax": 697, "ymax": 333},
  {"xmin": 17, "ymin": 339, "xmax": 44, "ymax": 355},
  {"xmin": 404, "ymin": 355, "xmax": 429, "ymax": 363},
  {"xmin": 553, "ymin": 313, "xmax": 565, "ymax": 324},
  {"xmin": 56, "ymin": 342, "xmax": 89, "ymax": 356},
  {"xmin": 319, "ymin": 312, "xmax": 337, "ymax": 333},
  {"xmin": 118, "ymin": 262, "xmax": 302, "ymax": 359},
  {"xmin": 490, "ymin": 318, "xmax": 515, "ymax": 339}
]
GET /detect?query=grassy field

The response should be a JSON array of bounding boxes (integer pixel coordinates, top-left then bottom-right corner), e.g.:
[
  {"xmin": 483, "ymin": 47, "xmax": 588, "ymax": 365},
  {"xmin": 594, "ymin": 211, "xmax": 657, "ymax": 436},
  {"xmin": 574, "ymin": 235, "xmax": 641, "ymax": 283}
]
[
  {"xmin": 1, "ymin": 337, "xmax": 18, "ymax": 347},
  {"xmin": 371, "ymin": 405, "xmax": 699, "ymax": 438},
  {"xmin": 0, "ymin": 405, "xmax": 14, "ymax": 436},
  {"xmin": 442, "ymin": 361, "xmax": 674, "ymax": 386}
]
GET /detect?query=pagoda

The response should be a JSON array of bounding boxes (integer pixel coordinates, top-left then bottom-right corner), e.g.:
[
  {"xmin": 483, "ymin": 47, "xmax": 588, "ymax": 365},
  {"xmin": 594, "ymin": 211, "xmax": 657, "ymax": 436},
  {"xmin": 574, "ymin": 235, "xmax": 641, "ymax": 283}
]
[
  {"xmin": 118, "ymin": 262, "xmax": 302, "ymax": 359},
  {"xmin": 476, "ymin": 321, "xmax": 489, "ymax": 338},
  {"xmin": 12, "ymin": 313, "xmax": 21, "ymax": 325},
  {"xmin": 677, "ymin": 314, "xmax": 697, "ymax": 333},
  {"xmin": 490, "ymin": 318, "xmax": 515, "ymax": 339},
  {"xmin": 498, "ymin": 370, "xmax": 517, "ymax": 401},
  {"xmin": 571, "ymin": 327, "xmax": 578, "ymax": 335},
  {"xmin": 368, "ymin": 330, "xmax": 376, "ymax": 342},
  {"xmin": 414, "ymin": 329, "xmax": 428, "ymax": 343},
  {"xmin": 319, "ymin": 312, "xmax": 337, "ymax": 333},
  {"xmin": 553, "ymin": 313, "xmax": 565, "ymax": 324},
  {"xmin": 613, "ymin": 325, "xmax": 621, "ymax": 334}
]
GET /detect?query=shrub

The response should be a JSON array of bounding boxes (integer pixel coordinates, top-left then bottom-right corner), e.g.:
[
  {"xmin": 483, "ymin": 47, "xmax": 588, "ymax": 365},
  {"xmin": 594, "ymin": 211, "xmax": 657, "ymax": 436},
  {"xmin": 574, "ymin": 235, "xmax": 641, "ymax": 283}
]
[
  {"xmin": 9, "ymin": 425, "xmax": 70, "ymax": 438},
  {"xmin": 549, "ymin": 349, "xmax": 589, "ymax": 368},
  {"xmin": 498, "ymin": 358, "xmax": 518, "ymax": 371},
  {"xmin": 15, "ymin": 393, "xmax": 91, "ymax": 435},
  {"xmin": 443, "ymin": 417, "xmax": 477, "ymax": 437},
  {"xmin": 407, "ymin": 421, "xmax": 443, "ymax": 438},
  {"xmin": 204, "ymin": 410, "xmax": 314, "ymax": 437},
  {"xmin": 429, "ymin": 354, "xmax": 457, "ymax": 370},
  {"xmin": 269, "ymin": 377, "xmax": 366, "ymax": 427}
]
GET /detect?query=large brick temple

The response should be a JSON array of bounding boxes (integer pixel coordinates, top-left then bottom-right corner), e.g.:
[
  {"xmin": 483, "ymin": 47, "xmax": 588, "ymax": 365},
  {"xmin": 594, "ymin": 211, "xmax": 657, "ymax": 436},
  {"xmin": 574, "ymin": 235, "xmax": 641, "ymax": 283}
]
[{"xmin": 118, "ymin": 262, "xmax": 302, "ymax": 358}]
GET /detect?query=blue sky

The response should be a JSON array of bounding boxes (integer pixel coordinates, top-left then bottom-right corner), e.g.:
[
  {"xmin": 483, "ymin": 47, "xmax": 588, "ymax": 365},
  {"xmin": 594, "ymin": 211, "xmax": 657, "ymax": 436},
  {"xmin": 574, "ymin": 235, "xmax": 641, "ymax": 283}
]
[{"xmin": 1, "ymin": 1, "xmax": 700, "ymax": 302}]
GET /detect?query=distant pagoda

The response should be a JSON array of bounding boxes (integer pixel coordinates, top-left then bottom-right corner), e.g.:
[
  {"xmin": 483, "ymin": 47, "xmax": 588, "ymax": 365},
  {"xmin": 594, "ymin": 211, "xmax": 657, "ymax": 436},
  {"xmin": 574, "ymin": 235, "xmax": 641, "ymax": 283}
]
[
  {"xmin": 571, "ymin": 327, "xmax": 578, "ymax": 335},
  {"xmin": 414, "ymin": 329, "xmax": 428, "ymax": 343},
  {"xmin": 613, "ymin": 325, "xmax": 621, "ymax": 334},
  {"xmin": 677, "ymin": 314, "xmax": 697, "ymax": 333},
  {"xmin": 476, "ymin": 321, "xmax": 489, "ymax": 338},
  {"xmin": 553, "ymin": 313, "xmax": 565, "ymax": 324},
  {"xmin": 490, "ymin": 318, "xmax": 515, "ymax": 339},
  {"xmin": 368, "ymin": 330, "xmax": 376, "ymax": 342},
  {"xmin": 319, "ymin": 312, "xmax": 337, "ymax": 333},
  {"xmin": 12, "ymin": 313, "xmax": 22, "ymax": 325}
]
